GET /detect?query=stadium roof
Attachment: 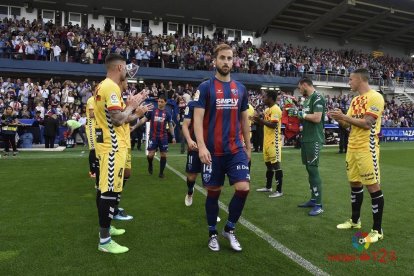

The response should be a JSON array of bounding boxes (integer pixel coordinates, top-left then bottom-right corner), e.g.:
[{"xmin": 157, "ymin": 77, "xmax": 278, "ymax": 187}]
[
  {"xmin": 268, "ymin": 0, "xmax": 414, "ymax": 49},
  {"xmin": 9, "ymin": 0, "xmax": 414, "ymax": 48}
]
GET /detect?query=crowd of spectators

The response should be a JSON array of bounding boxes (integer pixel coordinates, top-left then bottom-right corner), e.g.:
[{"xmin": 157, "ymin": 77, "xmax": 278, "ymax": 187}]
[
  {"xmin": 1, "ymin": 17, "xmax": 414, "ymax": 85},
  {"xmin": 1, "ymin": 77, "xmax": 412, "ymax": 129}
]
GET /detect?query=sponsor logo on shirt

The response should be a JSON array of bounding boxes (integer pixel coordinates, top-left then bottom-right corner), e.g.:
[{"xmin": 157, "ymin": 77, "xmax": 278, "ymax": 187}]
[
  {"xmin": 370, "ymin": 106, "xmax": 379, "ymax": 112},
  {"xmin": 194, "ymin": 90, "xmax": 200, "ymax": 101},
  {"xmin": 216, "ymin": 98, "xmax": 238, "ymax": 109},
  {"xmin": 154, "ymin": 115, "xmax": 166, "ymax": 122},
  {"xmin": 110, "ymin": 93, "xmax": 119, "ymax": 104}
]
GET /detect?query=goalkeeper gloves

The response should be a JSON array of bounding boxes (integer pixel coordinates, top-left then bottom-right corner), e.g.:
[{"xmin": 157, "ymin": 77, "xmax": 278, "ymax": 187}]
[
  {"xmin": 298, "ymin": 111, "xmax": 307, "ymax": 120},
  {"xmin": 287, "ymin": 108, "xmax": 298, "ymax": 117}
]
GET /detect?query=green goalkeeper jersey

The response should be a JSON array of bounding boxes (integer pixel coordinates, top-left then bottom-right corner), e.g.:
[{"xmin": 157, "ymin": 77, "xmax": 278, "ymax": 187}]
[{"xmin": 302, "ymin": 91, "xmax": 325, "ymax": 143}]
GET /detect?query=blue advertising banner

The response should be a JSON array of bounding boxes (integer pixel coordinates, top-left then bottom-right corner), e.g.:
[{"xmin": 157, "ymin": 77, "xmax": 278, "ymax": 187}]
[{"xmin": 381, "ymin": 128, "xmax": 414, "ymax": 142}]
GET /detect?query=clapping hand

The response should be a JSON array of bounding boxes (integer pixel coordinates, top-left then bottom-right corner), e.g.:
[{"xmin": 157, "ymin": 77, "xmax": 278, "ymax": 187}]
[{"xmin": 135, "ymin": 103, "xmax": 153, "ymax": 117}]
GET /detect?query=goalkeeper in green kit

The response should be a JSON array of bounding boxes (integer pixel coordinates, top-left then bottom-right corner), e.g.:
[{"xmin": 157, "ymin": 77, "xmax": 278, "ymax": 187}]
[{"xmin": 289, "ymin": 77, "xmax": 326, "ymax": 216}]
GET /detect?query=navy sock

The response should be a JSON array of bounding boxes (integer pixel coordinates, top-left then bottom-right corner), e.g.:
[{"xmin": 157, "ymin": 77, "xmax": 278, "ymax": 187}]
[
  {"xmin": 187, "ymin": 179, "xmax": 195, "ymax": 195},
  {"xmin": 226, "ymin": 190, "xmax": 249, "ymax": 232},
  {"xmin": 206, "ymin": 189, "xmax": 221, "ymax": 236},
  {"xmin": 147, "ymin": 156, "xmax": 153, "ymax": 167},
  {"xmin": 160, "ymin": 157, "xmax": 166, "ymax": 174}
]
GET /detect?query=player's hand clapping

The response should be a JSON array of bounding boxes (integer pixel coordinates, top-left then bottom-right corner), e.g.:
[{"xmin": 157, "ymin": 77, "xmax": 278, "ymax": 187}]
[{"xmin": 328, "ymin": 108, "xmax": 345, "ymax": 121}]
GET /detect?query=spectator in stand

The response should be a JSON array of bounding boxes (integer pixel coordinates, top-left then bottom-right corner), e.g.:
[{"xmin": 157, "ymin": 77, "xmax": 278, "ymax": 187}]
[
  {"xmin": 52, "ymin": 43, "xmax": 61, "ymax": 62},
  {"xmin": 43, "ymin": 111, "xmax": 59, "ymax": 148},
  {"xmin": 1, "ymin": 106, "xmax": 19, "ymax": 156},
  {"xmin": 18, "ymin": 104, "xmax": 32, "ymax": 118}
]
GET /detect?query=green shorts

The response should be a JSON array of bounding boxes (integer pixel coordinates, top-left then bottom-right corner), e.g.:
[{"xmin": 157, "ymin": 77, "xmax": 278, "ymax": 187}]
[{"xmin": 301, "ymin": 142, "xmax": 322, "ymax": 166}]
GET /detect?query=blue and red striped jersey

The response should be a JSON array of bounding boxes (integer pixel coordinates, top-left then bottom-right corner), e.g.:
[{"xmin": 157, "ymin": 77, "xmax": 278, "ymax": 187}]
[
  {"xmin": 194, "ymin": 77, "xmax": 248, "ymax": 156},
  {"xmin": 145, "ymin": 108, "xmax": 172, "ymax": 140}
]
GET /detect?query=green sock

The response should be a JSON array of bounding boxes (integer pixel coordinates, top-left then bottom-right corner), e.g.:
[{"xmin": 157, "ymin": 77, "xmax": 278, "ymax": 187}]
[{"xmin": 307, "ymin": 165, "xmax": 322, "ymax": 205}]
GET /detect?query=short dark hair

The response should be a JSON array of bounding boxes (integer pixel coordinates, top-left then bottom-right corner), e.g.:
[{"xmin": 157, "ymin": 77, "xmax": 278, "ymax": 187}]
[
  {"xmin": 158, "ymin": 94, "xmax": 167, "ymax": 102},
  {"xmin": 104, "ymin": 53, "xmax": 126, "ymax": 69},
  {"xmin": 298, "ymin": 77, "xmax": 313, "ymax": 86},
  {"xmin": 213, "ymin": 43, "xmax": 232, "ymax": 58},
  {"xmin": 352, "ymin": 68, "xmax": 370, "ymax": 81},
  {"xmin": 266, "ymin": 90, "xmax": 278, "ymax": 102}
]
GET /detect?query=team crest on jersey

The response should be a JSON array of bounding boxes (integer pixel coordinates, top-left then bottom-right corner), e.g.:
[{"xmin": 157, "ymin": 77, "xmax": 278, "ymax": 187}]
[
  {"xmin": 110, "ymin": 93, "xmax": 120, "ymax": 104},
  {"xmin": 231, "ymin": 88, "xmax": 238, "ymax": 95},
  {"xmin": 194, "ymin": 90, "xmax": 200, "ymax": 101},
  {"xmin": 203, "ymin": 174, "xmax": 211, "ymax": 183}
]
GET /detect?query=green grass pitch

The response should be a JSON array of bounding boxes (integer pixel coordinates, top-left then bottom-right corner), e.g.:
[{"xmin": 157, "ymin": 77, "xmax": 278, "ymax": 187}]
[{"xmin": 0, "ymin": 142, "xmax": 412, "ymax": 275}]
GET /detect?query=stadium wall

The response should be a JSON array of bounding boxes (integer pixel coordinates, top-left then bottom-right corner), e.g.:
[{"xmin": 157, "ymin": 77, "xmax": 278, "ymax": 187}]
[
  {"xmin": 19, "ymin": 8, "xmax": 37, "ymax": 22},
  {"xmin": 149, "ymin": 20, "xmax": 164, "ymax": 36},
  {"xmin": 0, "ymin": 59, "xmax": 300, "ymax": 86},
  {"xmin": 87, "ymin": 15, "xmax": 105, "ymax": 30},
  {"xmin": 263, "ymin": 29, "xmax": 407, "ymax": 58}
]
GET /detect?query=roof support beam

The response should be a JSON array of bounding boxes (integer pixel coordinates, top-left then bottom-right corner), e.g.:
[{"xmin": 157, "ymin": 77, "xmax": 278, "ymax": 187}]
[
  {"xmin": 375, "ymin": 21, "xmax": 414, "ymax": 45},
  {"xmin": 302, "ymin": 0, "xmax": 355, "ymax": 40},
  {"xmin": 340, "ymin": 9, "xmax": 392, "ymax": 43}
]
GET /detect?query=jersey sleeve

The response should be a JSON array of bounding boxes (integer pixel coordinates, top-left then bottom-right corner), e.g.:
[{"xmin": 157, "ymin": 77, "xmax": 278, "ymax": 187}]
[
  {"xmin": 240, "ymin": 85, "xmax": 248, "ymax": 112},
  {"xmin": 270, "ymin": 106, "xmax": 281, "ymax": 122},
  {"xmin": 313, "ymin": 93, "xmax": 325, "ymax": 113},
  {"xmin": 193, "ymin": 81, "xmax": 209, "ymax": 109},
  {"xmin": 366, "ymin": 93, "xmax": 384, "ymax": 119},
  {"xmin": 145, "ymin": 111, "xmax": 152, "ymax": 121},
  {"xmin": 87, "ymin": 97, "xmax": 94, "ymax": 110},
  {"xmin": 184, "ymin": 103, "xmax": 193, "ymax": 120},
  {"xmin": 103, "ymin": 83, "xmax": 122, "ymax": 111},
  {"xmin": 167, "ymin": 111, "xmax": 173, "ymax": 123}
]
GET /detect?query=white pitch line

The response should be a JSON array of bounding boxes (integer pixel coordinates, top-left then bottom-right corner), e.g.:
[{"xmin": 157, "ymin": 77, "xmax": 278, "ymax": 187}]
[{"xmin": 160, "ymin": 158, "xmax": 329, "ymax": 276}]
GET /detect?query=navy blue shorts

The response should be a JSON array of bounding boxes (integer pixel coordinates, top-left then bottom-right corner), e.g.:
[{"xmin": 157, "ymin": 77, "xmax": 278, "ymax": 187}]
[
  {"xmin": 147, "ymin": 138, "xmax": 168, "ymax": 152},
  {"xmin": 186, "ymin": 150, "xmax": 202, "ymax": 173},
  {"xmin": 201, "ymin": 150, "xmax": 250, "ymax": 186}
]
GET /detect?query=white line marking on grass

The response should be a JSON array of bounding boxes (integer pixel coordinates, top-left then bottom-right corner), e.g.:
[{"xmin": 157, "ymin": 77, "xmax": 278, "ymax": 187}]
[{"xmin": 160, "ymin": 158, "xmax": 330, "ymax": 276}]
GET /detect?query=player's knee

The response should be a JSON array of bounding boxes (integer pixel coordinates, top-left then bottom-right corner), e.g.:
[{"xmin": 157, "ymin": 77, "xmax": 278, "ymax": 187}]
[
  {"xmin": 160, "ymin": 152, "xmax": 167, "ymax": 158},
  {"xmin": 187, "ymin": 173, "xmax": 197, "ymax": 182},
  {"xmin": 350, "ymin": 181, "xmax": 362, "ymax": 188},
  {"xmin": 207, "ymin": 188, "xmax": 222, "ymax": 198},
  {"xmin": 233, "ymin": 181, "xmax": 250, "ymax": 191},
  {"xmin": 275, "ymin": 169, "xmax": 283, "ymax": 178},
  {"xmin": 265, "ymin": 162, "xmax": 273, "ymax": 171},
  {"xmin": 306, "ymin": 164, "xmax": 319, "ymax": 175},
  {"xmin": 273, "ymin": 162, "xmax": 281, "ymax": 171},
  {"xmin": 235, "ymin": 189, "xmax": 250, "ymax": 198},
  {"xmin": 366, "ymin": 183, "xmax": 380, "ymax": 193},
  {"xmin": 124, "ymin": 169, "xmax": 131, "ymax": 179}
]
